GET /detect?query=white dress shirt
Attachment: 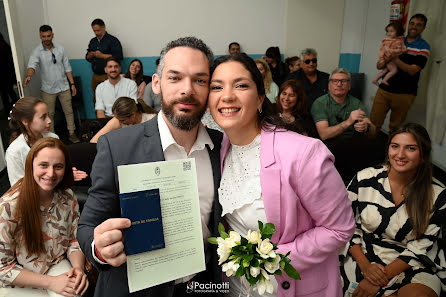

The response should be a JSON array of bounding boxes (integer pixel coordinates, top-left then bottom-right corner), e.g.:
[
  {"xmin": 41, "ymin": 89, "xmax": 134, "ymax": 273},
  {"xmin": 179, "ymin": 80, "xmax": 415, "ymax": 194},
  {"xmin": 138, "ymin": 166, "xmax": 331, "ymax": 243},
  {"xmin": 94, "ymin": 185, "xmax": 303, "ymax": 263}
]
[
  {"xmin": 95, "ymin": 77, "xmax": 138, "ymax": 116},
  {"xmin": 92, "ymin": 112, "xmax": 215, "ymax": 285}
]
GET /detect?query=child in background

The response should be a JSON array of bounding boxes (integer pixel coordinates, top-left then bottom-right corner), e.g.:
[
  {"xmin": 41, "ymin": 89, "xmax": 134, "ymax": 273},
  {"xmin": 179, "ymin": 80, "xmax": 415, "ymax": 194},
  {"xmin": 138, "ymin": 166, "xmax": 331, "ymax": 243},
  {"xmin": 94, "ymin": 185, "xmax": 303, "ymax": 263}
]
[{"xmin": 372, "ymin": 22, "xmax": 406, "ymax": 86}]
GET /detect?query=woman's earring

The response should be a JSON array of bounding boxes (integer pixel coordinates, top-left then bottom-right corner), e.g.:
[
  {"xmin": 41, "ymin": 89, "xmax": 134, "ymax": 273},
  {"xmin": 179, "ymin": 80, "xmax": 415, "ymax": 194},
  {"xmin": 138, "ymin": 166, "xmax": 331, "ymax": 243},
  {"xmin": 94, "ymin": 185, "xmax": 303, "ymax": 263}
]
[{"xmin": 258, "ymin": 107, "xmax": 263, "ymax": 114}]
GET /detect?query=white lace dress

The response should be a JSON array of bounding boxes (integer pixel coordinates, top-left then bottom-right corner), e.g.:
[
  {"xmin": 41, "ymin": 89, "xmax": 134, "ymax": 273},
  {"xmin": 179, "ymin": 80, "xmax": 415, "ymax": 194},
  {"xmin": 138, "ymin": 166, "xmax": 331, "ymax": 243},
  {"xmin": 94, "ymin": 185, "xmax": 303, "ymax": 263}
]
[{"xmin": 219, "ymin": 134, "xmax": 278, "ymax": 297}]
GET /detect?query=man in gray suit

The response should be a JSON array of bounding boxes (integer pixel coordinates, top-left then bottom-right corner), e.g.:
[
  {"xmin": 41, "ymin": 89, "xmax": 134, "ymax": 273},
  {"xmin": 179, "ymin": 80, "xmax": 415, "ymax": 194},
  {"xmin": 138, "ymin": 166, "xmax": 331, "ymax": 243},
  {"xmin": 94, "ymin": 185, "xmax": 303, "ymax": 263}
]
[{"xmin": 77, "ymin": 37, "xmax": 222, "ymax": 297}]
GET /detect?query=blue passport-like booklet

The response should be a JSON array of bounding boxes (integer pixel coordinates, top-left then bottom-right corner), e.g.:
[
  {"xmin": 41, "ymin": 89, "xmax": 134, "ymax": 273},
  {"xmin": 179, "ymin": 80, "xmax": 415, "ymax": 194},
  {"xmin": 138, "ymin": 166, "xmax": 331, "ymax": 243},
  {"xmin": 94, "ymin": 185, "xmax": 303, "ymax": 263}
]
[{"xmin": 119, "ymin": 188, "xmax": 165, "ymax": 255}]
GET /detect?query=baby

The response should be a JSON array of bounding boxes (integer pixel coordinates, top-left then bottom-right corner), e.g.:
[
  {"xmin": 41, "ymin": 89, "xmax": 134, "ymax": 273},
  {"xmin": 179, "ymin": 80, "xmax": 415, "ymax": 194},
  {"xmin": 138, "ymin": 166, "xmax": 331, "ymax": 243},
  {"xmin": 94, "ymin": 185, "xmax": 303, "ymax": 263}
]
[{"xmin": 372, "ymin": 22, "xmax": 406, "ymax": 86}]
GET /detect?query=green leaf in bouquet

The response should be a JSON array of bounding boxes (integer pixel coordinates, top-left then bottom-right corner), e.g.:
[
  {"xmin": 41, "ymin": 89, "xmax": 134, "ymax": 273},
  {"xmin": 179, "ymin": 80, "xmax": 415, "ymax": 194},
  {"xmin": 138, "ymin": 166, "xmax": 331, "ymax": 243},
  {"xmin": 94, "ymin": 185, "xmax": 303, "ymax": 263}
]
[
  {"xmin": 207, "ymin": 237, "xmax": 218, "ymax": 245},
  {"xmin": 229, "ymin": 255, "xmax": 238, "ymax": 260},
  {"xmin": 242, "ymin": 259, "xmax": 250, "ymax": 267},
  {"xmin": 218, "ymin": 223, "xmax": 229, "ymax": 239},
  {"xmin": 258, "ymin": 221, "xmax": 264, "ymax": 231},
  {"xmin": 240, "ymin": 236, "xmax": 248, "ymax": 245},
  {"xmin": 280, "ymin": 260, "xmax": 285, "ymax": 269},
  {"xmin": 247, "ymin": 275, "xmax": 258, "ymax": 286},
  {"xmin": 235, "ymin": 265, "xmax": 245, "ymax": 277},
  {"xmin": 283, "ymin": 263, "xmax": 301, "ymax": 280},
  {"xmin": 263, "ymin": 223, "xmax": 276, "ymax": 235},
  {"xmin": 274, "ymin": 269, "xmax": 283, "ymax": 276},
  {"xmin": 243, "ymin": 254, "xmax": 254, "ymax": 262},
  {"xmin": 252, "ymin": 259, "xmax": 260, "ymax": 267}
]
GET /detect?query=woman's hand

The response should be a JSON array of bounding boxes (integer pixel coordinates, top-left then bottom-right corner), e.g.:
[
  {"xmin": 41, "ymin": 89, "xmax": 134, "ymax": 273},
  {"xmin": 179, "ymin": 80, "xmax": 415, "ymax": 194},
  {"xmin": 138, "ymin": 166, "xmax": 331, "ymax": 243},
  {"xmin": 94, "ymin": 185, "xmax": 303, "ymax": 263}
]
[
  {"xmin": 137, "ymin": 82, "xmax": 147, "ymax": 99},
  {"xmin": 73, "ymin": 167, "xmax": 88, "ymax": 181},
  {"xmin": 352, "ymin": 279, "xmax": 380, "ymax": 297},
  {"xmin": 48, "ymin": 272, "xmax": 77, "ymax": 297},
  {"xmin": 68, "ymin": 266, "xmax": 89, "ymax": 296},
  {"xmin": 363, "ymin": 263, "xmax": 387, "ymax": 287}
]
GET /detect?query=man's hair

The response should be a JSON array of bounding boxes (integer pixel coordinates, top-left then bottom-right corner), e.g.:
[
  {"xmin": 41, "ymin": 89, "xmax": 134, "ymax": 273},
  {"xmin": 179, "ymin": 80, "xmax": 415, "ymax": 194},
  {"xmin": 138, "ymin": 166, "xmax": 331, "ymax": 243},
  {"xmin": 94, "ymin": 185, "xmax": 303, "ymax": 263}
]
[
  {"xmin": 300, "ymin": 48, "xmax": 318, "ymax": 59},
  {"xmin": 410, "ymin": 13, "xmax": 427, "ymax": 27},
  {"xmin": 105, "ymin": 56, "xmax": 121, "ymax": 67},
  {"xmin": 329, "ymin": 67, "xmax": 351, "ymax": 81},
  {"xmin": 228, "ymin": 42, "xmax": 240, "ymax": 49},
  {"xmin": 39, "ymin": 25, "xmax": 52, "ymax": 33},
  {"xmin": 157, "ymin": 36, "xmax": 214, "ymax": 78},
  {"xmin": 91, "ymin": 18, "xmax": 105, "ymax": 27}
]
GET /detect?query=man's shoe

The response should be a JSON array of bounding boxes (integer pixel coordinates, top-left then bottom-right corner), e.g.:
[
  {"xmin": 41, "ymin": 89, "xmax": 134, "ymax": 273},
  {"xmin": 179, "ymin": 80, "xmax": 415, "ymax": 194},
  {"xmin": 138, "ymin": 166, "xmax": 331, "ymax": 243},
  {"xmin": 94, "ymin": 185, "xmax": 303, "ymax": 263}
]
[{"xmin": 69, "ymin": 133, "xmax": 80, "ymax": 143}]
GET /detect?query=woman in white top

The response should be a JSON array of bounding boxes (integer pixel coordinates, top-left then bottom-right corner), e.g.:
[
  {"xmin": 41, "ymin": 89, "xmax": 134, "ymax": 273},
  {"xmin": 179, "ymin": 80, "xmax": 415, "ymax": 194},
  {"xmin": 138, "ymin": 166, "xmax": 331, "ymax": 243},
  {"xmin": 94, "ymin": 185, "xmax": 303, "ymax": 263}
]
[
  {"xmin": 6, "ymin": 97, "xmax": 87, "ymax": 186},
  {"xmin": 255, "ymin": 58, "xmax": 279, "ymax": 103},
  {"xmin": 90, "ymin": 97, "xmax": 156, "ymax": 143}
]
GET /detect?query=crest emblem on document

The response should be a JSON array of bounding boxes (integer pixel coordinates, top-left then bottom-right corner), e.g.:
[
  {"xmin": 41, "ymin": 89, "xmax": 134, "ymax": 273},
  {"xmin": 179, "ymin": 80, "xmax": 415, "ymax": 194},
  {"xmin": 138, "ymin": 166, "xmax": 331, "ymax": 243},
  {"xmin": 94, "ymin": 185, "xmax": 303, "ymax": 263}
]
[{"xmin": 155, "ymin": 167, "xmax": 160, "ymax": 176}]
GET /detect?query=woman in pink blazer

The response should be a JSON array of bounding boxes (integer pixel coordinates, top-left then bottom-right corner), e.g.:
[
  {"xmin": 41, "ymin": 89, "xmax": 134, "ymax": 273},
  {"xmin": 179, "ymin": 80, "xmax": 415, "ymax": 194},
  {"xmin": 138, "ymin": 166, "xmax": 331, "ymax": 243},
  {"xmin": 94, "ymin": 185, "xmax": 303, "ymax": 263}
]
[{"xmin": 208, "ymin": 53, "xmax": 355, "ymax": 297}]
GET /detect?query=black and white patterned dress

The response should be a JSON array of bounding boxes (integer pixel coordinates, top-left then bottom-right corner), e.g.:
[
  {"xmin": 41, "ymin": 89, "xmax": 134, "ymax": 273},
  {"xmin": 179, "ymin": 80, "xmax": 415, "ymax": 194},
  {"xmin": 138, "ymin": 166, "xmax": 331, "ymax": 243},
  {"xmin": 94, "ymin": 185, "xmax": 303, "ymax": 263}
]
[{"xmin": 340, "ymin": 166, "xmax": 446, "ymax": 296}]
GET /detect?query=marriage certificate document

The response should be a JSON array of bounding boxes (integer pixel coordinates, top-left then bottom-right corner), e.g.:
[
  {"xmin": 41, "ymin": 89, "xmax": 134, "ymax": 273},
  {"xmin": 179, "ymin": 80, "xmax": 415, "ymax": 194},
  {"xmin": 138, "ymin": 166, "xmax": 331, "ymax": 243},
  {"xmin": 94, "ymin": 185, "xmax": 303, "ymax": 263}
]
[{"xmin": 117, "ymin": 159, "xmax": 205, "ymax": 293}]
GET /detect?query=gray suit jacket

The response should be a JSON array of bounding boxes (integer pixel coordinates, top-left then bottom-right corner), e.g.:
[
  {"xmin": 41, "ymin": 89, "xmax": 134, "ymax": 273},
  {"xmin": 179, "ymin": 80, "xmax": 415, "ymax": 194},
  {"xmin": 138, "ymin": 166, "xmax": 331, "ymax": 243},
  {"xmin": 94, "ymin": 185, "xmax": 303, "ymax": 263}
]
[{"xmin": 77, "ymin": 116, "xmax": 222, "ymax": 297}]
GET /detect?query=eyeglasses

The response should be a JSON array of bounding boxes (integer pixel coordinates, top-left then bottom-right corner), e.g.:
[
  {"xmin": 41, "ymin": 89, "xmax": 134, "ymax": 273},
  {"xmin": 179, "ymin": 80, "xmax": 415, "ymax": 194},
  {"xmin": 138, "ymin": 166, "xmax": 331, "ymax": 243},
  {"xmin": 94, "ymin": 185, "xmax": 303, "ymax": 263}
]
[
  {"xmin": 409, "ymin": 21, "xmax": 424, "ymax": 28},
  {"xmin": 330, "ymin": 79, "xmax": 350, "ymax": 84},
  {"xmin": 51, "ymin": 52, "xmax": 56, "ymax": 64},
  {"xmin": 303, "ymin": 58, "xmax": 317, "ymax": 64}
]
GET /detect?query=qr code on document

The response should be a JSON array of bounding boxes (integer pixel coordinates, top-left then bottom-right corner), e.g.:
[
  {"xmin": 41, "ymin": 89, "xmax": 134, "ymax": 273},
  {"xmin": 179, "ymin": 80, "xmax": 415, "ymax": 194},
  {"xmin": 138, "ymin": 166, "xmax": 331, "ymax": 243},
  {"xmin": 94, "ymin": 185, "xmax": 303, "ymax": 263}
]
[{"xmin": 183, "ymin": 161, "xmax": 191, "ymax": 171}]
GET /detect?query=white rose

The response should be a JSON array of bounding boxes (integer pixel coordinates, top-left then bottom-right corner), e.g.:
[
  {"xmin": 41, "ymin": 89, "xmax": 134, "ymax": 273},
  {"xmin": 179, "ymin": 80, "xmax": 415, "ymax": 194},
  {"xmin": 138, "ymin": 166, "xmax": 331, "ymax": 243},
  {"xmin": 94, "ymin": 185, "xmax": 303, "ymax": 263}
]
[
  {"xmin": 256, "ymin": 239, "xmax": 276, "ymax": 259},
  {"xmin": 217, "ymin": 237, "xmax": 232, "ymax": 264},
  {"xmin": 247, "ymin": 230, "xmax": 261, "ymax": 244},
  {"xmin": 250, "ymin": 266, "xmax": 260, "ymax": 277},
  {"xmin": 256, "ymin": 276, "xmax": 274, "ymax": 295},
  {"xmin": 228, "ymin": 231, "xmax": 241, "ymax": 245},
  {"xmin": 222, "ymin": 260, "xmax": 240, "ymax": 277},
  {"xmin": 264, "ymin": 254, "xmax": 281, "ymax": 273}
]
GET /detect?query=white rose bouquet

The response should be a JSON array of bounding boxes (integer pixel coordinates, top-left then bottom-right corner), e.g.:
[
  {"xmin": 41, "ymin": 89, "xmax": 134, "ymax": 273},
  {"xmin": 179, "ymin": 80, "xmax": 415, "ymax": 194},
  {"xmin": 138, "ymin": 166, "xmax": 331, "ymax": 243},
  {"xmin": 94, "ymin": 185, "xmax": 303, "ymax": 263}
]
[{"xmin": 208, "ymin": 221, "xmax": 300, "ymax": 295}]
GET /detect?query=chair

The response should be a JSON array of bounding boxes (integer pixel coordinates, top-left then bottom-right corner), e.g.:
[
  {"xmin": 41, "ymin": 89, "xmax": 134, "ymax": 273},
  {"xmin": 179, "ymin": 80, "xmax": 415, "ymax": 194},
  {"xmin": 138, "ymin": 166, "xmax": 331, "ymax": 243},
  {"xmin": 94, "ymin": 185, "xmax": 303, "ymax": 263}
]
[{"xmin": 349, "ymin": 73, "xmax": 365, "ymax": 101}]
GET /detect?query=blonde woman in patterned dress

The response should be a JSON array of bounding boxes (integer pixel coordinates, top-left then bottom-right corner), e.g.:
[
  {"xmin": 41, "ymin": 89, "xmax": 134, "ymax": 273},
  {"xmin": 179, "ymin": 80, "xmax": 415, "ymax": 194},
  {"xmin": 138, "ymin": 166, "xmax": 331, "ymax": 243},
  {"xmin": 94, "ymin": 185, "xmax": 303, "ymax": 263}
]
[
  {"xmin": 341, "ymin": 123, "xmax": 446, "ymax": 297},
  {"xmin": 0, "ymin": 138, "xmax": 88, "ymax": 297}
]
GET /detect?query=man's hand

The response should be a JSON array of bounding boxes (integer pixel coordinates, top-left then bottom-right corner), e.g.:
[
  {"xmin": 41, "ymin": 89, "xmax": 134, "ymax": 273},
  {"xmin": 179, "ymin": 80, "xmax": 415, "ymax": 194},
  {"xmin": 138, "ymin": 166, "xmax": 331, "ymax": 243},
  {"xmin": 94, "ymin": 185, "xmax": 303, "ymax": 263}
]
[
  {"xmin": 71, "ymin": 85, "xmax": 77, "ymax": 97},
  {"xmin": 363, "ymin": 263, "xmax": 387, "ymax": 287},
  {"xmin": 354, "ymin": 118, "xmax": 370, "ymax": 134},
  {"xmin": 86, "ymin": 52, "xmax": 95, "ymax": 60},
  {"xmin": 352, "ymin": 279, "xmax": 380, "ymax": 297},
  {"xmin": 348, "ymin": 109, "xmax": 366, "ymax": 126},
  {"xmin": 94, "ymin": 50, "xmax": 104, "ymax": 59},
  {"xmin": 24, "ymin": 76, "xmax": 31, "ymax": 87},
  {"xmin": 94, "ymin": 218, "xmax": 131, "ymax": 267}
]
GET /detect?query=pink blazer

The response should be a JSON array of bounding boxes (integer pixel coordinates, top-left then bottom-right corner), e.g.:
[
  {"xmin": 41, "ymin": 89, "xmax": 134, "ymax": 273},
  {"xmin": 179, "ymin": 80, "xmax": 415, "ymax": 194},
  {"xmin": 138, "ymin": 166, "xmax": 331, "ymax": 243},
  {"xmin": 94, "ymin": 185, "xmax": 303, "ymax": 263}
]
[{"xmin": 221, "ymin": 129, "xmax": 355, "ymax": 297}]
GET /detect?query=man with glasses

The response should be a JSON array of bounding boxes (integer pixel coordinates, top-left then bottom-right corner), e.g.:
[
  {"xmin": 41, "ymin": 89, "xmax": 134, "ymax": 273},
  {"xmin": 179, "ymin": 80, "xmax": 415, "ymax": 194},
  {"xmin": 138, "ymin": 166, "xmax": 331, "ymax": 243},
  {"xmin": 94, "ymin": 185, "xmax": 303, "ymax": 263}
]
[
  {"xmin": 311, "ymin": 68, "xmax": 382, "ymax": 181},
  {"xmin": 370, "ymin": 13, "xmax": 430, "ymax": 136},
  {"xmin": 24, "ymin": 25, "xmax": 79, "ymax": 143},
  {"xmin": 285, "ymin": 48, "xmax": 329, "ymax": 109}
]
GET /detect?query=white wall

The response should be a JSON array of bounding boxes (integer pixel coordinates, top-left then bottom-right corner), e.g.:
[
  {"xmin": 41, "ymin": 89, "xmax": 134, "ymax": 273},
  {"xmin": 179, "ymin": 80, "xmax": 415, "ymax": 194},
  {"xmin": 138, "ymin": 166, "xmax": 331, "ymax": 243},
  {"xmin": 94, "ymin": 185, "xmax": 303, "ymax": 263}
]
[
  {"xmin": 284, "ymin": 0, "xmax": 345, "ymax": 73},
  {"xmin": 340, "ymin": 0, "xmax": 368, "ymax": 54},
  {"xmin": 44, "ymin": 0, "xmax": 286, "ymax": 59},
  {"xmin": 5, "ymin": 0, "xmax": 45, "ymax": 97},
  {"xmin": 358, "ymin": 0, "xmax": 392, "ymax": 113}
]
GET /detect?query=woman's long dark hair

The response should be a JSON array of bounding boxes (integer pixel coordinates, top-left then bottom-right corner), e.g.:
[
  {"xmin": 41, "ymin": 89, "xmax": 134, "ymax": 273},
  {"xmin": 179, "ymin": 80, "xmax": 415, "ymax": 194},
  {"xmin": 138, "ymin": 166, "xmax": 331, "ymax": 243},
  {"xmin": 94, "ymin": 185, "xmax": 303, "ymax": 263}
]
[
  {"xmin": 211, "ymin": 54, "xmax": 301, "ymax": 133},
  {"xmin": 124, "ymin": 59, "xmax": 144, "ymax": 85},
  {"xmin": 275, "ymin": 80, "xmax": 308, "ymax": 118},
  {"xmin": 387, "ymin": 123, "xmax": 433, "ymax": 239},
  {"xmin": 9, "ymin": 97, "xmax": 44, "ymax": 145},
  {"xmin": 7, "ymin": 138, "xmax": 74, "ymax": 255}
]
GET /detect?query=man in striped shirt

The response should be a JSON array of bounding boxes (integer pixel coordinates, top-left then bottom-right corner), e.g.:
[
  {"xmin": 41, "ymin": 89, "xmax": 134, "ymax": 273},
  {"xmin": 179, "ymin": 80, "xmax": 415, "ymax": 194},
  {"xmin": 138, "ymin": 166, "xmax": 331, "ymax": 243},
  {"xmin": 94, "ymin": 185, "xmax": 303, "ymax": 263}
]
[{"xmin": 370, "ymin": 13, "xmax": 430, "ymax": 136}]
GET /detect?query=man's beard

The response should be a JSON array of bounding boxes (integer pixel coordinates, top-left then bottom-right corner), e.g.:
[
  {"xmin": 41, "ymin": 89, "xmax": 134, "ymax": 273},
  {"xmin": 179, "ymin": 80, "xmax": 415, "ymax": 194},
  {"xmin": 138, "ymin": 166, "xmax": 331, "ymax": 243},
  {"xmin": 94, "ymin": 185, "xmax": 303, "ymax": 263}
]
[{"xmin": 161, "ymin": 90, "xmax": 206, "ymax": 131}]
